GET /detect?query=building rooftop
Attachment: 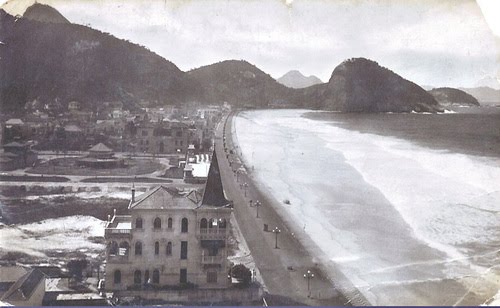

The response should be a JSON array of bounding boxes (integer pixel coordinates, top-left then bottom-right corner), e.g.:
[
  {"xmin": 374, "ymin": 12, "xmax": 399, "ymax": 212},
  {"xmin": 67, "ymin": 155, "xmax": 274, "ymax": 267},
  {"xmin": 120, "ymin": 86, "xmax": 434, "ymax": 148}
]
[
  {"xmin": 129, "ymin": 186, "xmax": 202, "ymax": 210},
  {"xmin": 64, "ymin": 124, "xmax": 82, "ymax": 132},
  {"xmin": 200, "ymin": 150, "xmax": 230, "ymax": 207},
  {"xmin": 5, "ymin": 119, "xmax": 24, "ymax": 125},
  {"xmin": 1, "ymin": 269, "xmax": 45, "ymax": 303},
  {"xmin": 88, "ymin": 143, "xmax": 113, "ymax": 153}
]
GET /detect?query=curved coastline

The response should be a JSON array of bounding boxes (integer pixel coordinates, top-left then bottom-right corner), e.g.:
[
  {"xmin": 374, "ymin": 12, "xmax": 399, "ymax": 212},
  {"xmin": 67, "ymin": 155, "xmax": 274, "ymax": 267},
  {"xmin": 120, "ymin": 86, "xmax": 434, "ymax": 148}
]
[
  {"xmin": 227, "ymin": 108, "xmax": 500, "ymax": 306},
  {"xmin": 221, "ymin": 110, "xmax": 371, "ymax": 305}
]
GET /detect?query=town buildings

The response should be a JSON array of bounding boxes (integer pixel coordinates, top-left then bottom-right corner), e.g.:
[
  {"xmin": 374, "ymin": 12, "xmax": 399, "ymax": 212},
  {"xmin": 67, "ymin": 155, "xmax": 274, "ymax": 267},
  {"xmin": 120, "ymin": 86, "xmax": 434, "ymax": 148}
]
[{"xmin": 104, "ymin": 150, "xmax": 233, "ymax": 299}]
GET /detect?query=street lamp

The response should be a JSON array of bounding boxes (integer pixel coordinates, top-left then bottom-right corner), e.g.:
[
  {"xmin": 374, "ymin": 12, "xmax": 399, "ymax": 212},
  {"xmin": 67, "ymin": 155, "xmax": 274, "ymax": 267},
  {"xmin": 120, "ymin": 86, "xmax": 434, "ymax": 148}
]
[
  {"xmin": 255, "ymin": 200, "xmax": 262, "ymax": 218},
  {"xmin": 304, "ymin": 270, "xmax": 314, "ymax": 297},
  {"xmin": 242, "ymin": 182, "xmax": 249, "ymax": 197},
  {"xmin": 272, "ymin": 227, "xmax": 281, "ymax": 249}
]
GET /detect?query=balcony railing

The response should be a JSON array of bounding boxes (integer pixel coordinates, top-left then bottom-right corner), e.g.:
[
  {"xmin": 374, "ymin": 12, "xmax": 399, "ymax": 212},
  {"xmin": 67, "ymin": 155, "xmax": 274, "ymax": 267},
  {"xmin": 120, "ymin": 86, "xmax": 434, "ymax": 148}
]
[
  {"xmin": 105, "ymin": 228, "xmax": 132, "ymax": 237},
  {"xmin": 108, "ymin": 254, "xmax": 130, "ymax": 263},
  {"xmin": 197, "ymin": 228, "xmax": 227, "ymax": 239},
  {"xmin": 201, "ymin": 254, "xmax": 224, "ymax": 264}
]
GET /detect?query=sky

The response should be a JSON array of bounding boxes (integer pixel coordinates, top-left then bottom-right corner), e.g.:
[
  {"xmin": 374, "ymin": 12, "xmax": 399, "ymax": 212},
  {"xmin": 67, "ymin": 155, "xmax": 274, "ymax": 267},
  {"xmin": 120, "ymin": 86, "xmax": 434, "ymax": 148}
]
[{"xmin": 1, "ymin": 0, "xmax": 499, "ymax": 88}]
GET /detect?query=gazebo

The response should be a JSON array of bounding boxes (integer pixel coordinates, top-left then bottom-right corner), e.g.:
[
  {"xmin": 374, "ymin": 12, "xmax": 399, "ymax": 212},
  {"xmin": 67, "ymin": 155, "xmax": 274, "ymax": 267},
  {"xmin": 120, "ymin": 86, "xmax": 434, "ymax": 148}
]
[{"xmin": 77, "ymin": 143, "xmax": 123, "ymax": 168}]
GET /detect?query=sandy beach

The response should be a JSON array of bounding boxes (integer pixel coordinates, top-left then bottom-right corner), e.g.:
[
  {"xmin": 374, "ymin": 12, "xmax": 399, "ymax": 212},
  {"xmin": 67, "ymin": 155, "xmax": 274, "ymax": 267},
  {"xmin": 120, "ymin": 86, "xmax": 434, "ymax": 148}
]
[{"xmin": 230, "ymin": 109, "xmax": 500, "ymax": 305}]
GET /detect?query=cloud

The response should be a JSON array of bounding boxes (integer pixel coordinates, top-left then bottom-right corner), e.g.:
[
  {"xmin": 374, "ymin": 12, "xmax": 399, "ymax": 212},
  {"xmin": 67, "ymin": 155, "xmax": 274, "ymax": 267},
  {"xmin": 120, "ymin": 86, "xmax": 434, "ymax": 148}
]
[{"xmin": 2, "ymin": 0, "xmax": 498, "ymax": 87}]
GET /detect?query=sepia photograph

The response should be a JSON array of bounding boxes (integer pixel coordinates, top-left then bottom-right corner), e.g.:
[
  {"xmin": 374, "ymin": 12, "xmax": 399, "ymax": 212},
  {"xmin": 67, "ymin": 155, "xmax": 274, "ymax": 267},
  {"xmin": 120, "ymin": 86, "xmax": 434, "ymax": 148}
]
[{"xmin": 0, "ymin": 0, "xmax": 499, "ymax": 306}]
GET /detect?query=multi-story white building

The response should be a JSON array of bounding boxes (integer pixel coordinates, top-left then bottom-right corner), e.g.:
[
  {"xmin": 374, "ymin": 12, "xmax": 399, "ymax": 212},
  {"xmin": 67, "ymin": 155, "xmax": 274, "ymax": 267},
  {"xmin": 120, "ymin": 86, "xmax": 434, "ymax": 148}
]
[{"xmin": 104, "ymin": 151, "xmax": 233, "ymax": 294}]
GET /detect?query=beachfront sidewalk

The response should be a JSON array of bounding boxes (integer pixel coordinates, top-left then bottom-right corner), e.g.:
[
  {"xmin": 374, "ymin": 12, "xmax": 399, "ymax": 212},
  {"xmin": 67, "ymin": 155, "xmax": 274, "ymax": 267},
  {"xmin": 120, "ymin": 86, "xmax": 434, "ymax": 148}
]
[{"xmin": 215, "ymin": 112, "xmax": 353, "ymax": 306}]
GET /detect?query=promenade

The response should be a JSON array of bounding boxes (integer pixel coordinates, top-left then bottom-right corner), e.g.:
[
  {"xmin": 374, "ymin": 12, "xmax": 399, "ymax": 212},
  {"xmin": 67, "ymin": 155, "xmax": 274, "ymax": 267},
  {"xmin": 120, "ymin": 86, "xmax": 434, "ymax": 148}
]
[{"xmin": 214, "ymin": 112, "xmax": 354, "ymax": 306}]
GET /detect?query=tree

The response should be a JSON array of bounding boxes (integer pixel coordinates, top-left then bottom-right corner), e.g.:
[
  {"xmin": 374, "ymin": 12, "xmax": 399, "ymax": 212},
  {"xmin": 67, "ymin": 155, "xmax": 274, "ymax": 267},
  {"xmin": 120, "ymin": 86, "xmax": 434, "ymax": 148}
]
[
  {"xmin": 230, "ymin": 264, "xmax": 251, "ymax": 286},
  {"xmin": 67, "ymin": 258, "xmax": 88, "ymax": 281}
]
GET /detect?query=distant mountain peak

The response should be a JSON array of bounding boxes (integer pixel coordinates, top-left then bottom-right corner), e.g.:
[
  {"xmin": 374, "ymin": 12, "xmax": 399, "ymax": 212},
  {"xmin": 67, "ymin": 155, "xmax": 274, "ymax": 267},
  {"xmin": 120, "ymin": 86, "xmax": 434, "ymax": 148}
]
[
  {"xmin": 277, "ymin": 70, "xmax": 323, "ymax": 89},
  {"xmin": 324, "ymin": 57, "xmax": 440, "ymax": 112},
  {"xmin": 23, "ymin": 3, "xmax": 70, "ymax": 24}
]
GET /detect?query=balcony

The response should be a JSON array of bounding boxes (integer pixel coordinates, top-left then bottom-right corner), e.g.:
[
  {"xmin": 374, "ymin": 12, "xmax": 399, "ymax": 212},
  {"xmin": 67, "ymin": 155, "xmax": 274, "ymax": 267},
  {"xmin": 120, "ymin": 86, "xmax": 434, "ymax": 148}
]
[
  {"xmin": 201, "ymin": 254, "xmax": 224, "ymax": 264},
  {"xmin": 197, "ymin": 228, "xmax": 227, "ymax": 240},
  {"xmin": 108, "ymin": 254, "xmax": 130, "ymax": 263},
  {"xmin": 105, "ymin": 215, "xmax": 132, "ymax": 238}
]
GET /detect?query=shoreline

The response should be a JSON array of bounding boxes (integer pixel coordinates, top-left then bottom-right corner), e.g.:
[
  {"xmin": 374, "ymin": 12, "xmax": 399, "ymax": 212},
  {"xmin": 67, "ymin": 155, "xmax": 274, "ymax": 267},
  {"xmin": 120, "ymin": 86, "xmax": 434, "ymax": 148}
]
[
  {"xmin": 228, "ymin": 108, "xmax": 500, "ymax": 305},
  {"xmin": 218, "ymin": 111, "xmax": 369, "ymax": 305}
]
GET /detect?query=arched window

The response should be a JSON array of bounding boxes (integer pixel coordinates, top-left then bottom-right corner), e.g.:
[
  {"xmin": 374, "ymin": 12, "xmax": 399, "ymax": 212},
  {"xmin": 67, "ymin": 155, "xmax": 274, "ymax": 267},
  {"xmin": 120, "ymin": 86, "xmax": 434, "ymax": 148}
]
[
  {"xmin": 153, "ymin": 269, "xmax": 160, "ymax": 284},
  {"xmin": 208, "ymin": 218, "xmax": 215, "ymax": 228},
  {"xmin": 114, "ymin": 270, "xmax": 121, "ymax": 284},
  {"xmin": 200, "ymin": 218, "xmax": 208, "ymax": 229},
  {"xmin": 153, "ymin": 217, "xmax": 161, "ymax": 229},
  {"xmin": 134, "ymin": 270, "xmax": 142, "ymax": 284},
  {"xmin": 154, "ymin": 241, "xmax": 160, "ymax": 255},
  {"xmin": 166, "ymin": 242, "xmax": 172, "ymax": 256},
  {"xmin": 167, "ymin": 217, "xmax": 172, "ymax": 229},
  {"xmin": 181, "ymin": 218, "xmax": 188, "ymax": 233},
  {"xmin": 135, "ymin": 217, "xmax": 143, "ymax": 229},
  {"xmin": 135, "ymin": 241, "xmax": 142, "ymax": 255},
  {"xmin": 219, "ymin": 218, "xmax": 227, "ymax": 229},
  {"xmin": 144, "ymin": 270, "xmax": 150, "ymax": 284},
  {"xmin": 119, "ymin": 241, "xmax": 130, "ymax": 256},
  {"xmin": 109, "ymin": 241, "xmax": 118, "ymax": 255}
]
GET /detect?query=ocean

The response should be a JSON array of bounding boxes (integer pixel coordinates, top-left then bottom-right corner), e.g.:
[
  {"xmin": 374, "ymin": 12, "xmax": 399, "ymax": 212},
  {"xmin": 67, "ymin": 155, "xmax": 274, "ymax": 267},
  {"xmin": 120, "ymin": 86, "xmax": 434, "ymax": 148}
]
[{"xmin": 233, "ymin": 108, "xmax": 500, "ymax": 305}]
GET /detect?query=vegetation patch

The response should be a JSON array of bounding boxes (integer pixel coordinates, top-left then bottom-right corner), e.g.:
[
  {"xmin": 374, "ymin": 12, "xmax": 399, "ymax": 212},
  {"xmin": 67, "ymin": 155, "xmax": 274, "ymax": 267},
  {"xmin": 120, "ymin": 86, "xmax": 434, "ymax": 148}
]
[{"xmin": 26, "ymin": 157, "xmax": 164, "ymax": 176}]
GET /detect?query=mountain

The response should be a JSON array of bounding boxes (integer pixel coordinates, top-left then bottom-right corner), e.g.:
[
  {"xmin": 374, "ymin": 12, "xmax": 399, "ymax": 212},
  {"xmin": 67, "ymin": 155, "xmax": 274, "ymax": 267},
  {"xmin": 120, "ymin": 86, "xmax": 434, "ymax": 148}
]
[
  {"xmin": 277, "ymin": 70, "xmax": 323, "ymax": 89},
  {"xmin": 188, "ymin": 60, "xmax": 292, "ymax": 107},
  {"xmin": 458, "ymin": 87, "xmax": 500, "ymax": 105},
  {"xmin": 292, "ymin": 58, "xmax": 441, "ymax": 112},
  {"xmin": 428, "ymin": 87, "xmax": 479, "ymax": 106},
  {"xmin": 0, "ymin": 9, "xmax": 199, "ymax": 115},
  {"xmin": 474, "ymin": 76, "xmax": 500, "ymax": 90},
  {"xmin": 23, "ymin": 3, "xmax": 70, "ymax": 24}
]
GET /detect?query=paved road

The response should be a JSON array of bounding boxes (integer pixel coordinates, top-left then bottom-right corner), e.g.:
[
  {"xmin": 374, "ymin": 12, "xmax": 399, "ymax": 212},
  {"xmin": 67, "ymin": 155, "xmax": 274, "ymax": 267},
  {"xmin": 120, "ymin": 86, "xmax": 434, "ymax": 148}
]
[{"xmin": 214, "ymin": 112, "xmax": 352, "ymax": 306}]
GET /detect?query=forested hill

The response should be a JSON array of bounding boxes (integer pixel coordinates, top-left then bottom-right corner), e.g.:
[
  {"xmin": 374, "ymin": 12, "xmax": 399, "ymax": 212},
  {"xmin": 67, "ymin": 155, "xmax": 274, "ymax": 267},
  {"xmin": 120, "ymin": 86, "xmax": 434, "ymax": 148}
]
[{"xmin": 0, "ymin": 8, "xmax": 199, "ymax": 115}]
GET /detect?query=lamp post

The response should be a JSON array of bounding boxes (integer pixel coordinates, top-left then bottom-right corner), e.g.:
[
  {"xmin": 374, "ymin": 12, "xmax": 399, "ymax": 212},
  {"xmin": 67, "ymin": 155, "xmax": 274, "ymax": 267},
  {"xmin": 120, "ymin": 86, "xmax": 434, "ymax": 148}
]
[
  {"xmin": 304, "ymin": 270, "xmax": 314, "ymax": 297},
  {"xmin": 255, "ymin": 200, "xmax": 262, "ymax": 218},
  {"xmin": 272, "ymin": 227, "xmax": 281, "ymax": 249},
  {"xmin": 242, "ymin": 182, "xmax": 249, "ymax": 197}
]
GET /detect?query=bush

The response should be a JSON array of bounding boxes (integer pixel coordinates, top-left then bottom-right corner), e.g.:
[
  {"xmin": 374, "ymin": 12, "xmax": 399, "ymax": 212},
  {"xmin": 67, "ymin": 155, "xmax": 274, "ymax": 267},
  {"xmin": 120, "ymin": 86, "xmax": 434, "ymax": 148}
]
[{"xmin": 230, "ymin": 264, "xmax": 251, "ymax": 286}]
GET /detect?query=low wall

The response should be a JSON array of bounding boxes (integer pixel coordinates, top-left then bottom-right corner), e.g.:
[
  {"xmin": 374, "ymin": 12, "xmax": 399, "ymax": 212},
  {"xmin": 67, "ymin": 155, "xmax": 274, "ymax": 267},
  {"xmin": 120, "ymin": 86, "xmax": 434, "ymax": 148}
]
[{"xmin": 114, "ymin": 285, "xmax": 263, "ymax": 304}]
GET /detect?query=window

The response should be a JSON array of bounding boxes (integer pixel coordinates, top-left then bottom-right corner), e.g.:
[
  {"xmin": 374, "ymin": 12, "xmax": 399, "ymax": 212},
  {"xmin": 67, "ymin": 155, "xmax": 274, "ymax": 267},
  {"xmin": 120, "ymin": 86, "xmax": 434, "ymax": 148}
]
[
  {"xmin": 181, "ymin": 218, "xmax": 188, "ymax": 233},
  {"xmin": 180, "ymin": 268, "xmax": 187, "ymax": 283},
  {"xmin": 219, "ymin": 218, "xmax": 227, "ymax": 229},
  {"xmin": 167, "ymin": 218, "xmax": 172, "ymax": 229},
  {"xmin": 180, "ymin": 241, "xmax": 187, "ymax": 259},
  {"xmin": 153, "ymin": 269, "xmax": 160, "ymax": 284},
  {"xmin": 144, "ymin": 270, "xmax": 150, "ymax": 284},
  {"xmin": 155, "ymin": 241, "xmax": 160, "ymax": 255},
  {"xmin": 109, "ymin": 241, "xmax": 118, "ymax": 255},
  {"xmin": 154, "ymin": 217, "xmax": 161, "ymax": 229},
  {"xmin": 134, "ymin": 270, "xmax": 142, "ymax": 284},
  {"xmin": 200, "ymin": 218, "xmax": 207, "ymax": 229},
  {"xmin": 135, "ymin": 242, "xmax": 142, "ymax": 255},
  {"xmin": 114, "ymin": 270, "xmax": 121, "ymax": 284},
  {"xmin": 119, "ymin": 241, "xmax": 129, "ymax": 256},
  {"xmin": 166, "ymin": 242, "xmax": 172, "ymax": 256},
  {"xmin": 207, "ymin": 271, "xmax": 217, "ymax": 283},
  {"xmin": 135, "ymin": 218, "xmax": 143, "ymax": 229}
]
